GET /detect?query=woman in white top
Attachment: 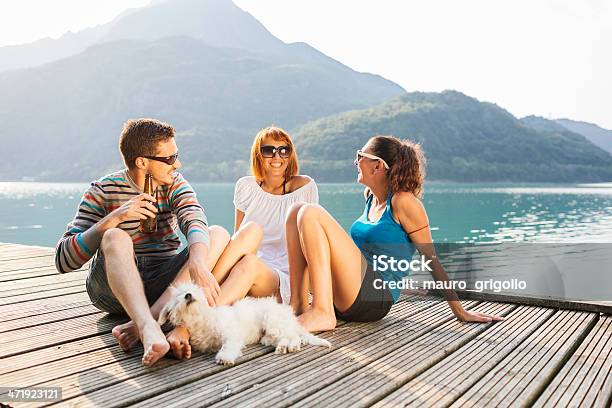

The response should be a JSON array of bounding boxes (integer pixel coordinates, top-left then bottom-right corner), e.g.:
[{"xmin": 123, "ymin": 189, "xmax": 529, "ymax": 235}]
[{"xmin": 212, "ymin": 126, "xmax": 318, "ymax": 305}]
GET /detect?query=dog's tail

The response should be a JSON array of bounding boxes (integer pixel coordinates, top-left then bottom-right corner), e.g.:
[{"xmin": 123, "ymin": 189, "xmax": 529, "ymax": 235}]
[{"xmin": 300, "ymin": 331, "xmax": 332, "ymax": 348}]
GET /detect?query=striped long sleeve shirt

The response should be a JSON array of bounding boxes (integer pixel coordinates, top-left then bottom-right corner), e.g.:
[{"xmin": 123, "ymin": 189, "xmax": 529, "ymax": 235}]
[{"xmin": 55, "ymin": 169, "xmax": 209, "ymax": 273}]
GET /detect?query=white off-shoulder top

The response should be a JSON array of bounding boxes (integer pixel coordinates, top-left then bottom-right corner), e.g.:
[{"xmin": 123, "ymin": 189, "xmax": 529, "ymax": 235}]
[{"xmin": 233, "ymin": 175, "xmax": 319, "ymax": 303}]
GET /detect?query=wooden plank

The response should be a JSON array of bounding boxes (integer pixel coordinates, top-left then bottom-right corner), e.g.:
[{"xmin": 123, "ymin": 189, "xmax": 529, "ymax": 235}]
[
  {"xmin": 0, "ymin": 312, "xmax": 127, "ymax": 358},
  {"xmin": 0, "ymin": 300, "xmax": 92, "ymax": 324},
  {"xmin": 454, "ymin": 289, "xmax": 612, "ymax": 314},
  {"xmin": 0, "ymin": 257, "xmax": 58, "ymax": 272},
  {"xmin": 0, "ymin": 244, "xmax": 53, "ymax": 258},
  {"xmin": 0, "ymin": 332, "xmax": 126, "ymax": 376},
  {"xmin": 0, "ymin": 270, "xmax": 85, "ymax": 291},
  {"xmin": 0, "ymin": 250, "xmax": 54, "ymax": 262},
  {"xmin": 292, "ymin": 302, "xmax": 518, "ymax": 408},
  {"xmin": 0, "ymin": 281, "xmax": 84, "ymax": 300},
  {"xmin": 49, "ymin": 296, "xmax": 435, "ymax": 407},
  {"xmin": 0, "ymin": 304, "xmax": 101, "ymax": 333},
  {"xmin": 0, "ymin": 243, "xmax": 53, "ymax": 255},
  {"xmin": 3, "ymin": 318, "xmax": 364, "ymax": 394},
  {"xmin": 152, "ymin": 300, "xmax": 482, "ymax": 408},
  {"xmin": 373, "ymin": 305, "xmax": 554, "ymax": 407},
  {"xmin": 0, "ymin": 285, "xmax": 86, "ymax": 306},
  {"xmin": 1, "ymin": 338, "xmax": 141, "ymax": 388},
  {"xmin": 6, "ymin": 299, "xmax": 434, "ymax": 394},
  {"xmin": 0, "ymin": 275, "xmax": 84, "ymax": 293},
  {"xmin": 0, "ymin": 266, "xmax": 84, "ymax": 282},
  {"xmin": 449, "ymin": 310, "xmax": 598, "ymax": 407},
  {"xmin": 0, "ymin": 292, "xmax": 91, "ymax": 322},
  {"xmin": 596, "ymin": 368, "xmax": 612, "ymax": 408},
  {"xmin": 0, "ymin": 244, "xmax": 53, "ymax": 253},
  {"xmin": 0, "ymin": 242, "xmax": 52, "ymax": 249},
  {"xmin": 45, "ymin": 296, "xmax": 446, "ymax": 407},
  {"xmin": 534, "ymin": 315, "xmax": 612, "ymax": 408}
]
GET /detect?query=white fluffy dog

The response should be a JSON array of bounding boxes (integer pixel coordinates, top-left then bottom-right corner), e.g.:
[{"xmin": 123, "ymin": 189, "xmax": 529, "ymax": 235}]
[{"xmin": 158, "ymin": 282, "xmax": 331, "ymax": 365}]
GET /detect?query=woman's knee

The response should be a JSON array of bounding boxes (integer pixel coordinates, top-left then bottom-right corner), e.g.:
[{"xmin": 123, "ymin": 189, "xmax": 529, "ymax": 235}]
[
  {"xmin": 240, "ymin": 221, "xmax": 263, "ymax": 239},
  {"xmin": 209, "ymin": 225, "xmax": 231, "ymax": 248},
  {"xmin": 100, "ymin": 228, "xmax": 132, "ymax": 254},
  {"xmin": 285, "ymin": 202, "xmax": 308, "ymax": 226},
  {"xmin": 234, "ymin": 221, "xmax": 263, "ymax": 251},
  {"xmin": 296, "ymin": 203, "xmax": 325, "ymax": 228}
]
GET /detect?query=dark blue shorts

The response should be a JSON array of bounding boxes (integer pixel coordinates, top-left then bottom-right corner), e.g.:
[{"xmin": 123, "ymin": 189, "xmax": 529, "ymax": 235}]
[{"xmin": 86, "ymin": 247, "xmax": 189, "ymax": 315}]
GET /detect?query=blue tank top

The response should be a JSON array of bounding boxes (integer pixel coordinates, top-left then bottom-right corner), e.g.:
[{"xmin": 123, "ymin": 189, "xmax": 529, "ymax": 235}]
[{"xmin": 350, "ymin": 193, "xmax": 416, "ymax": 302}]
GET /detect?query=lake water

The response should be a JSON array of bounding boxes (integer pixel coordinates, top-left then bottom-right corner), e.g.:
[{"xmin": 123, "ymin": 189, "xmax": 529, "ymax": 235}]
[
  {"xmin": 1, "ymin": 181, "xmax": 611, "ymax": 247},
  {"xmin": 2, "ymin": 181, "xmax": 611, "ymax": 301}
]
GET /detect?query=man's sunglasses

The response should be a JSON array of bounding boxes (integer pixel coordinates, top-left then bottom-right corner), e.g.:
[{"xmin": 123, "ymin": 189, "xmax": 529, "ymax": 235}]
[
  {"xmin": 143, "ymin": 152, "xmax": 179, "ymax": 165},
  {"xmin": 260, "ymin": 145, "xmax": 291, "ymax": 159}
]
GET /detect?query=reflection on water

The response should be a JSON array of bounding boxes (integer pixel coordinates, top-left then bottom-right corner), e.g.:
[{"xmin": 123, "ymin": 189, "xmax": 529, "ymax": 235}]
[
  {"xmin": 1, "ymin": 182, "xmax": 612, "ymax": 247},
  {"xmin": 421, "ymin": 183, "xmax": 612, "ymax": 243}
]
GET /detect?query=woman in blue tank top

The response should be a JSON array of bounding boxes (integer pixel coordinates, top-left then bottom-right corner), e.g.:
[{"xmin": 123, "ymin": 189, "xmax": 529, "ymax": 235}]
[{"xmin": 285, "ymin": 135, "xmax": 504, "ymax": 332}]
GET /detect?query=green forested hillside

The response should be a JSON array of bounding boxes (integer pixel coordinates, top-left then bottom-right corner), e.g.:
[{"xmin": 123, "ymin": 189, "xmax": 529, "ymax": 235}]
[{"xmin": 293, "ymin": 91, "xmax": 612, "ymax": 182}]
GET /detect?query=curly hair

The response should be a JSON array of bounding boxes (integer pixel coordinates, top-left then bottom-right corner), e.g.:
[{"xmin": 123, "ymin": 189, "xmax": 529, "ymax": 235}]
[{"xmin": 369, "ymin": 135, "xmax": 426, "ymax": 198}]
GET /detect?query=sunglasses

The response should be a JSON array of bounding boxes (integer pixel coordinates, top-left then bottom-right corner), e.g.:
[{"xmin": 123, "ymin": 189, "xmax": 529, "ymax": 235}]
[
  {"xmin": 143, "ymin": 152, "xmax": 179, "ymax": 165},
  {"xmin": 260, "ymin": 145, "xmax": 291, "ymax": 159},
  {"xmin": 355, "ymin": 150, "xmax": 390, "ymax": 169}
]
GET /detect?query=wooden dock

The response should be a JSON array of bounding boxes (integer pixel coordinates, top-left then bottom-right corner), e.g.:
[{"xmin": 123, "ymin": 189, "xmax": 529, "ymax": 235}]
[{"xmin": 0, "ymin": 242, "xmax": 611, "ymax": 407}]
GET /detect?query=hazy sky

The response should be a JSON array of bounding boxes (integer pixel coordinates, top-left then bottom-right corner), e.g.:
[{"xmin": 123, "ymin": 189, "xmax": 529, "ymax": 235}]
[{"xmin": 0, "ymin": 0, "xmax": 610, "ymax": 128}]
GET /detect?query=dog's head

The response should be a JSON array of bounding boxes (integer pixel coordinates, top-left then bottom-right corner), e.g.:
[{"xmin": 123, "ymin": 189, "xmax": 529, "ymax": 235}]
[{"xmin": 158, "ymin": 282, "xmax": 208, "ymax": 325}]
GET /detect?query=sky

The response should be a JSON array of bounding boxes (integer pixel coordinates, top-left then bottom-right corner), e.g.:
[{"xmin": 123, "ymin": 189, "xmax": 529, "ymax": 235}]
[{"xmin": 0, "ymin": 0, "xmax": 610, "ymax": 129}]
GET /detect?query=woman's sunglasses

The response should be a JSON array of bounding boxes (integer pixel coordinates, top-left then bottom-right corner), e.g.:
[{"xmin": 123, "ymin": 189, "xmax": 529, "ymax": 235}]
[
  {"xmin": 143, "ymin": 152, "xmax": 179, "ymax": 165},
  {"xmin": 355, "ymin": 150, "xmax": 390, "ymax": 169},
  {"xmin": 261, "ymin": 145, "xmax": 291, "ymax": 159}
]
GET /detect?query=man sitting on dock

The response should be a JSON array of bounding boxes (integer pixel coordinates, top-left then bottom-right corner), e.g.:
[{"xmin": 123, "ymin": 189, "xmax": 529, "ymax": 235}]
[{"xmin": 54, "ymin": 118, "xmax": 230, "ymax": 366}]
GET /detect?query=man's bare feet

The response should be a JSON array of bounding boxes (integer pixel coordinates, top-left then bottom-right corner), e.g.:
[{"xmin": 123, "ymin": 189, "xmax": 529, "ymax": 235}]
[
  {"xmin": 298, "ymin": 308, "xmax": 337, "ymax": 333},
  {"xmin": 140, "ymin": 321, "xmax": 170, "ymax": 366},
  {"xmin": 112, "ymin": 321, "xmax": 140, "ymax": 351},
  {"xmin": 166, "ymin": 325, "xmax": 192, "ymax": 360}
]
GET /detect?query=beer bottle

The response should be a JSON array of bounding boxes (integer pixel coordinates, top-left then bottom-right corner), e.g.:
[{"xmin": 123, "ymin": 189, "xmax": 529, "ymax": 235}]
[{"xmin": 140, "ymin": 173, "xmax": 157, "ymax": 233}]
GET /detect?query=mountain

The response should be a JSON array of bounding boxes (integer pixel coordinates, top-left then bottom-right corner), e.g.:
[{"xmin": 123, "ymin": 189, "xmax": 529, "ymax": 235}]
[
  {"xmin": 0, "ymin": 0, "xmax": 405, "ymax": 181},
  {"xmin": 519, "ymin": 115, "xmax": 568, "ymax": 133},
  {"xmin": 100, "ymin": 0, "xmax": 284, "ymax": 52},
  {"xmin": 293, "ymin": 91, "xmax": 612, "ymax": 183},
  {"xmin": 3, "ymin": 0, "xmax": 609, "ymax": 183},
  {"xmin": 0, "ymin": 0, "xmax": 285, "ymax": 73},
  {"xmin": 555, "ymin": 119, "xmax": 612, "ymax": 155},
  {"xmin": 0, "ymin": 6, "xmax": 141, "ymax": 73}
]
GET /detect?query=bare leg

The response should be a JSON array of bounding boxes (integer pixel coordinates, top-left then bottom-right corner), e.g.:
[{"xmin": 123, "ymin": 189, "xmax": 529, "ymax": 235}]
[
  {"xmin": 286, "ymin": 202, "xmax": 311, "ymax": 314},
  {"xmin": 211, "ymin": 221, "xmax": 263, "ymax": 284},
  {"xmin": 218, "ymin": 253, "xmax": 280, "ymax": 305},
  {"xmin": 294, "ymin": 204, "xmax": 364, "ymax": 332},
  {"xmin": 112, "ymin": 225, "xmax": 230, "ymax": 358},
  {"xmin": 101, "ymin": 228, "xmax": 169, "ymax": 366}
]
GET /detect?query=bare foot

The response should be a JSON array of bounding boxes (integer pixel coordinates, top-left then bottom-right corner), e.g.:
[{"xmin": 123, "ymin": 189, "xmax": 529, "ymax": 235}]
[
  {"xmin": 298, "ymin": 309, "xmax": 336, "ymax": 333},
  {"xmin": 112, "ymin": 321, "xmax": 140, "ymax": 351},
  {"xmin": 166, "ymin": 326, "xmax": 192, "ymax": 360},
  {"xmin": 140, "ymin": 321, "xmax": 170, "ymax": 366}
]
